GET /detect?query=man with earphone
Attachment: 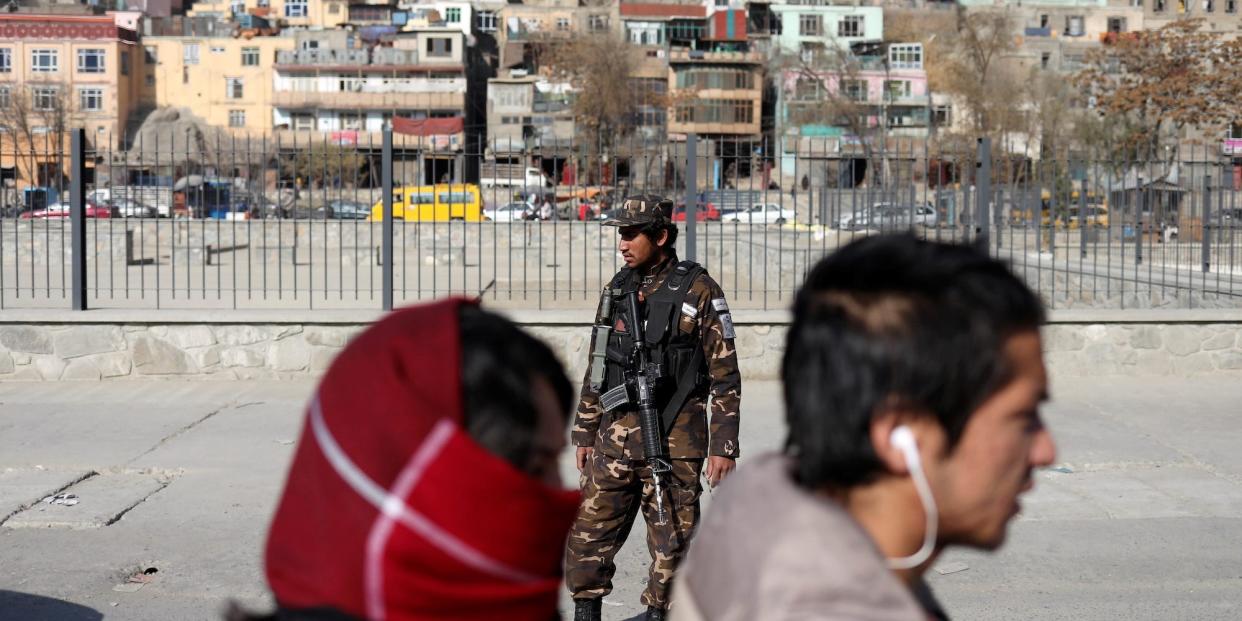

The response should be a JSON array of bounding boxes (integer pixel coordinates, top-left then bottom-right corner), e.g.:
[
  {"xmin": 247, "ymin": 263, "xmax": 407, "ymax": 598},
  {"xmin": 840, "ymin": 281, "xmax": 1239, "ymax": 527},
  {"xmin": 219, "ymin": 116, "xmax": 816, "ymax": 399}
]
[{"xmin": 671, "ymin": 235, "xmax": 1058, "ymax": 621}]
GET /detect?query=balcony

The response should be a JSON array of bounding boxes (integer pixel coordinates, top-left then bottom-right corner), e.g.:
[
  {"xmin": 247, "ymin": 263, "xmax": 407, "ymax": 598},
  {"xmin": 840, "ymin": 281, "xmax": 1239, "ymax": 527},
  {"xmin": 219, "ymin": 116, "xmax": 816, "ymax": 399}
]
[
  {"xmin": 271, "ymin": 129, "xmax": 461, "ymax": 150},
  {"xmin": 277, "ymin": 49, "xmax": 372, "ymax": 67},
  {"xmin": 272, "ymin": 90, "xmax": 465, "ymax": 110},
  {"xmin": 668, "ymin": 48, "xmax": 764, "ymax": 64},
  {"xmin": 1024, "ymin": 27, "xmax": 1052, "ymax": 37}
]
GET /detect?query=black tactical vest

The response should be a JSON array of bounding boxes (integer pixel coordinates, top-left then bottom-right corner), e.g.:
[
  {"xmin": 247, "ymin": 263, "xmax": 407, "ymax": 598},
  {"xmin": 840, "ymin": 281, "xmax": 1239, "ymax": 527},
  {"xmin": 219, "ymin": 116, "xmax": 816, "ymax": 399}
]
[{"xmin": 602, "ymin": 261, "xmax": 707, "ymax": 431}]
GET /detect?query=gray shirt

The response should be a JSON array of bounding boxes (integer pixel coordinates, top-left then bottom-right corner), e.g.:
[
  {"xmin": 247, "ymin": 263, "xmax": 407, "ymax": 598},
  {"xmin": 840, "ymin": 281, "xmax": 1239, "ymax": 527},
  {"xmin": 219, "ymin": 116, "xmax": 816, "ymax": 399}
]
[{"xmin": 671, "ymin": 453, "xmax": 928, "ymax": 621}]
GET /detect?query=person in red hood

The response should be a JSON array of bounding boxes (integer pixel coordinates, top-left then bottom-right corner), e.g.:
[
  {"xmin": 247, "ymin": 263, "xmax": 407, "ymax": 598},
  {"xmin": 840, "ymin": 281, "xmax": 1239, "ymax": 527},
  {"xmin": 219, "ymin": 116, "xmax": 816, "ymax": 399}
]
[{"xmin": 237, "ymin": 299, "xmax": 580, "ymax": 621}]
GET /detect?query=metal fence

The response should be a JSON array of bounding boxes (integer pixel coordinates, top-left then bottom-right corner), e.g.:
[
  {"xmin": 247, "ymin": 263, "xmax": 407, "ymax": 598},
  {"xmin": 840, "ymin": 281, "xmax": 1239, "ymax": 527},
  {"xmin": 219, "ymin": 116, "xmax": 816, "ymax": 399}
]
[{"xmin": 3, "ymin": 128, "xmax": 1242, "ymax": 311}]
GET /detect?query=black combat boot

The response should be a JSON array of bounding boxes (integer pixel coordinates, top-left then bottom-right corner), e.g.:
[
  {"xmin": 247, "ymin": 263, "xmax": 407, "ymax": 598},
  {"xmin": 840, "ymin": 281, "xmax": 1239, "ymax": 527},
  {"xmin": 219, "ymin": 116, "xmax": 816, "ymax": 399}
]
[
  {"xmin": 645, "ymin": 606, "xmax": 666, "ymax": 621},
  {"xmin": 573, "ymin": 599, "xmax": 602, "ymax": 621}
]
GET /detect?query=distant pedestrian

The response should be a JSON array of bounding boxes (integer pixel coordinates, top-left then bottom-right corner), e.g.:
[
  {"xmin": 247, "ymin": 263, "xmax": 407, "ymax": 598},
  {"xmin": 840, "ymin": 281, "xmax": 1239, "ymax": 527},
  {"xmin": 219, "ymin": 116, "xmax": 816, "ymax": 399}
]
[{"xmin": 234, "ymin": 299, "xmax": 580, "ymax": 621}]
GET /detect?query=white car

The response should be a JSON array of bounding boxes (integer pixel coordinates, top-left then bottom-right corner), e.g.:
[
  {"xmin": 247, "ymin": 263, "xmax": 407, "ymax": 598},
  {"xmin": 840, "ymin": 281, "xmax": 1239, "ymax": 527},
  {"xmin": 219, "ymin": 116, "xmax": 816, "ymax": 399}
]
[
  {"xmin": 722, "ymin": 203, "xmax": 795, "ymax": 225},
  {"xmin": 113, "ymin": 199, "xmax": 157, "ymax": 218},
  {"xmin": 485, "ymin": 202, "xmax": 534, "ymax": 223}
]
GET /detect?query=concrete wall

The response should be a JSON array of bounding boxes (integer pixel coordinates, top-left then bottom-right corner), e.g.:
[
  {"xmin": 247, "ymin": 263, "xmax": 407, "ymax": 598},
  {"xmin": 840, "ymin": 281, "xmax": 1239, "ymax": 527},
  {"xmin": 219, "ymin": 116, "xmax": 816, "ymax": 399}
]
[{"xmin": 0, "ymin": 310, "xmax": 1239, "ymax": 381}]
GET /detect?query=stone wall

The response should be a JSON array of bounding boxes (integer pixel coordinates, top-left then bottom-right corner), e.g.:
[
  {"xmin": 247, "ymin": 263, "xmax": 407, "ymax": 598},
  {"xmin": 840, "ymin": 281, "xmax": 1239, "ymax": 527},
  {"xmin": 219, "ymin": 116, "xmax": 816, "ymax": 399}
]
[{"xmin": 0, "ymin": 317, "xmax": 1238, "ymax": 381}]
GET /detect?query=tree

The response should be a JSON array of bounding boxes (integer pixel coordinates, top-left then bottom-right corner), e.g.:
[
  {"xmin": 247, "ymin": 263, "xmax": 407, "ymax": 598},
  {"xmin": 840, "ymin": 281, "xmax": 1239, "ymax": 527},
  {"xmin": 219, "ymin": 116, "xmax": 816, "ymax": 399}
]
[
  {"xmin": 941, "ymin": 7, "xmax": 1024, "ymax": 139},
  {"xmin": 289, "ymin": 141, "xmax": 365, "ymax": 188},
  {"xmin": 1075, "ymin": 19, "xmax": 1242, "ymax": 160},
  {"xmin": 0, "ymin": 83, "xmax": 81, "ymax": 189}
]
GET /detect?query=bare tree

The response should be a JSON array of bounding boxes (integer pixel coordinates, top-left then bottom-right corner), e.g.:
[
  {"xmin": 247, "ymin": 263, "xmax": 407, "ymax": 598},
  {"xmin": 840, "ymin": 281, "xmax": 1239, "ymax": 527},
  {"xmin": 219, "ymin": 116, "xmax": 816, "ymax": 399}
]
[{"xmin": 0, "ymin": 82, "xmax": 81, "ymax": 189}]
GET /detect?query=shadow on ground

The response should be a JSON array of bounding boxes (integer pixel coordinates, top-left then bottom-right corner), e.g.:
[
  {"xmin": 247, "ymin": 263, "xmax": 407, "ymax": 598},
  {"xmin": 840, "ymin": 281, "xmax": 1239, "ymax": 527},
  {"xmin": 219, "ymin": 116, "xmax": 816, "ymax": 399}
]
[{"xmin": 0, "ymin": 591, "xmax": 102, "ymax": 621}]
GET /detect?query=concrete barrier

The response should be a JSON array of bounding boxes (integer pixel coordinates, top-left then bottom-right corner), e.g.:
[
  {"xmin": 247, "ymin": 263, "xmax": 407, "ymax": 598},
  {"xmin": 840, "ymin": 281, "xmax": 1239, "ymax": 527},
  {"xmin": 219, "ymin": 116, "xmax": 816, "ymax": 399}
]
[{"xmin": 0, "ymin": 309, "xmax": 1238, "ymax": 381}]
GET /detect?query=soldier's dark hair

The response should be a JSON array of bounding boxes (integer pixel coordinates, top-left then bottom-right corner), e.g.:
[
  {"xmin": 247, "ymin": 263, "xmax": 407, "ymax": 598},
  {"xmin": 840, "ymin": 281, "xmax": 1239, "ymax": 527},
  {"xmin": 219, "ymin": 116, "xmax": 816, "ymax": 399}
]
[
  {"xmin": 459, "ymin": 304, "xmax": 574, "ymax": 472},
  {"xmin": 640, "ymin": 218, "xmax": 679, "ymax": 249},
  {"xmin": 782, "ymin": 235, "xmax": 1044, "ymax": 490}
]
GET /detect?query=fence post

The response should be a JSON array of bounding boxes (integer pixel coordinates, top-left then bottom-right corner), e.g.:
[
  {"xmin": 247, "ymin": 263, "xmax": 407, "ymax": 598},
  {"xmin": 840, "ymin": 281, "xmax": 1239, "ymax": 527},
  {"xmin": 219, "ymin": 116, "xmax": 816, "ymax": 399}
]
[
  {"xmin": 1135, "ymin": 185, "xmax": 1144, "ymax": 265},
  {"xmin": 975, "ymin": 137, "xmax": 991, "ymax": 247},
  {"xmin": 1079, "ymin": 170, "xmax": 1089, "ymax": 259},
  {"xmin": 382, "ymin": 128, "xmax": 394, "ymax": 311},
  {"xmin": 685, "ymin": 133, "xmax": 698, "ymax": 262},
  {"xmin": 1202, "ymin": 174, "xmax": 1212, "ymax": 273},
  {"xmin": 70, "ymin": 128, "xmax": 87, "ymax": 311}
]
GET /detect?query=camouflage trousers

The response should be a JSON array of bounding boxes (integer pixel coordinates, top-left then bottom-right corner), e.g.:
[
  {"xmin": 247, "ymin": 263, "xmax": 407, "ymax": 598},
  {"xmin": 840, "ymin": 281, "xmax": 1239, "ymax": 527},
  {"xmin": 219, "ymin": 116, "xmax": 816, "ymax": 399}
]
[{"xmin": 564, "ymin": 450, "xmax": 703, "ymax": 609}]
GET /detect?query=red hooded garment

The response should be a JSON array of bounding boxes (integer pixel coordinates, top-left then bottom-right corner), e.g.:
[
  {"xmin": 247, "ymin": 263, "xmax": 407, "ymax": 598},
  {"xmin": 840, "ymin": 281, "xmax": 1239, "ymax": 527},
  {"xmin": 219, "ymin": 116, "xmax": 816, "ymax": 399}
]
[{"xmin": 265, "ymin": 298, "xmax": 581, "ymax": 621}]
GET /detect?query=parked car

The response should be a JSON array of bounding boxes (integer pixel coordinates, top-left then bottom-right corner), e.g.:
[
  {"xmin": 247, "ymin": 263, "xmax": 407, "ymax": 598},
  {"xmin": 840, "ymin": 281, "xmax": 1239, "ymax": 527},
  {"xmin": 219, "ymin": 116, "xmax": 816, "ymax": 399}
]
[
  {"xmin": 835, "ymin": 207, "xmax": 877, "ymax": 231},
  {"xmin": 113, "ymin": 199, "xmax": 158, "ymax": 218},
  {"xmin": 19, "ymin": 202, "xmax": 114, "ymax": 219},
  {"xmin": 485, "ymin": 202, "xmax": 534, "ymax": 222},
  {"xmin": 671, "ymin": 202, "xmax": 721, "ymax": 222},
  {"xmin": 326, "ymin": 200, "xmax": 370, "ymax": 220},
  {"xmin": 722, "ymin": 203, "xmax": 795, "ymax": 225}
]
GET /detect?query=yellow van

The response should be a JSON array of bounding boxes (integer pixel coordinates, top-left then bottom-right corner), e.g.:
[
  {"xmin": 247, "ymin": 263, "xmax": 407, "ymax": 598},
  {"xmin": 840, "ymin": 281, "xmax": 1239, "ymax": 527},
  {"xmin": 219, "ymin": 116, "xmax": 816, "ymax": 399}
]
[{"xmin": 369, "ymin": 184, "xmax": 484, "ymax": 221}]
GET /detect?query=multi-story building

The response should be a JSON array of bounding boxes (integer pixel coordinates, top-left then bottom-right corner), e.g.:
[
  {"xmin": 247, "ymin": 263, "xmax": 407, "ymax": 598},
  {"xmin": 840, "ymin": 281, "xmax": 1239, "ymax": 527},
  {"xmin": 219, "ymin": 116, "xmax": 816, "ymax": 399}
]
[
  {"xmin": 498, "ymin": 0, "xmax": 614, "ymax": 69},
  {"xmin": 187, "ymin": 0, "xmax": 349, "ymax": 29},
  {"xmin": 0, "ymin": 14, "xmax": 143, "ymax": 189},
  {"xmin": 141, "ymin": 27, "xmax": 294, "ymax": 134},
  {"xmin": 271, "ymin": 29, "xmax": 468, "ymax": 149},
  {"xmin": 486, "ymin": 70, "xmax": 574, "ymax": 152},
  {"xmin": 769, "ymin": 2, "xmax": 882, "ymax": 60},
  {"xmin": 1007, "ymin": 1, "xmax": 1145, "ymax": 74}
]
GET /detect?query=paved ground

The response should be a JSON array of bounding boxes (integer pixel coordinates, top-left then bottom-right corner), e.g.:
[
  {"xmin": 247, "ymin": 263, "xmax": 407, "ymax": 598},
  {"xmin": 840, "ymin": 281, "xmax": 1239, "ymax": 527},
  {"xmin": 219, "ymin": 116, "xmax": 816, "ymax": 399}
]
[{"xmin": 1, "ymin": 376, "xmax": 1241, "ymax": 620}]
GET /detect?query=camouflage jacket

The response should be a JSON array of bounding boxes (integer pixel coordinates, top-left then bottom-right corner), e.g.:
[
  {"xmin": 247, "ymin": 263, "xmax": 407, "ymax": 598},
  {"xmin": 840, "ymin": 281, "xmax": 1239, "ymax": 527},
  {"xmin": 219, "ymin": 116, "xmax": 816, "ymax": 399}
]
[{"xmin": 572, "ymin": 253, "xmax": 742, "ymax": 460}]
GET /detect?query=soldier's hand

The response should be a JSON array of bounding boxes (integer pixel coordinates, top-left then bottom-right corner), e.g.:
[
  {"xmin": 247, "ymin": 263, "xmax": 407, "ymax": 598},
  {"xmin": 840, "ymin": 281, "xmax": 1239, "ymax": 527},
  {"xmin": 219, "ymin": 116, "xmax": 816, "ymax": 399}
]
[
  {"xmin": 576, "ymin": 446, "xmax": 594, "ymax": 473},
  {"xmin": 705, "ymin": 456, "xmax": 737, "ymax": 488}
]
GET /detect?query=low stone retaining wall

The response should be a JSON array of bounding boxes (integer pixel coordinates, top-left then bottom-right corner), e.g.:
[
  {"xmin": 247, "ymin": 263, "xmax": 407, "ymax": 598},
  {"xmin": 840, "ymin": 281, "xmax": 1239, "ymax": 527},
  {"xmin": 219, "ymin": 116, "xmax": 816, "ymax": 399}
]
[{"xmin": 0, "ymin": 310, "xmax": 1238, "ymax": 381}]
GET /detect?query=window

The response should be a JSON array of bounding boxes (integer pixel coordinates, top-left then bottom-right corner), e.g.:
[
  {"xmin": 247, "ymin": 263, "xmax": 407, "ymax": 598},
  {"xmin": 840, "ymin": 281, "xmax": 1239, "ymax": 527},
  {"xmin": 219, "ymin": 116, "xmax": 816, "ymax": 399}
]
[
  {"xmin": 477, "ymin": 10, "xmax": 497, "ymax": 31},
  {"xmin": 793, "ymin": 78, "xmax": 822, "ymax": 101},
  {"xmin": 229, "ymin": 110, "xmax": 246, "ymax": 127},
  {"xmin": 340, "ymin": 112, "xmax": 364, "ymax": 130},
  {"xmin": 184, "ymin": 43, "xmax": 200, "ymax": 65},
  {"xmin": 884, "ymin": 80, "xmax": 911, "ymax": 101},
  {"xmin": 226, "ymin": 77, "xmax": 244, "ymax": 99},
  {"xmin": 1155, "ymin": 0, "xmax": 1166, "ymax": 11},
  {"xmin": 676, "ymin": 68, "xmax": 754, "ymax": 90},
  {"xmin": 1040, "ymin": 14, "xmax": 1049, "ymax": 27},
  {"xmin": 556, "ymin": 17, "xmax": 571, "ymax": 31},
  {"xmin": 1041, "ymin": 52, "xmax": 1051, "ymax": 69},
  {"xmin": 840, "ymin": 79, "xmax": 866, "ymax": 101},
  {"xmin": 32, "ymin": 87, "xmax": 58, "ymax": 111},
  {"xmin": 1205, "ymin": 0, "xmax": 1215, "ymax": 11},
  {"xmin": 1065, "ymin": 16, "xmax": 1084, "ymax": 36},
  {"xmin": 0, "ymin": 86, "xmax": 10, "ymax": 108},
  {"xmin": 1107, "ymin": 17, "xmax": 1127, "ymax": 32},
  {"xmin": 241, "ymin": 47, "xmax": 260, "ymax": 66},
  {"xmin": 146, "ymin": 75, "xmax": 155, "ymax": 87},
  {"xmin": 1228, "ymin": 0, "xmax": 1237, "ymax": 12},
  {"xmin": 838, "ymin": 15, "xmax": 863, "ymax": 37},
  {"xmin": 211, "ymin": 45, "xmax": 226, "ymax": 54},
  {"xmin": 627, "ymin": 21, "xmax": 664, "ymax": 45},
  {"xmin": 31, "ymin": 49, "xmax": 58, "ymax": 72},
  {"xmin": 230, "ymin": 0, "xmax": 245, "ymax": 14},
  {"xmin": 799, "ymin": 14, "xmax": 822, "ymax": 36},
  {"xmin": 0, "ymin": 48, "xmax": 9, "ymax": 73},
  {"xmin": 78, "ymin": 87, "xmax": 103, "ymax": 112},
  {"xmin": 588, "ymin": 14, "xmax": 609, "ymax": 32},
  {"xmin": 121, "ymin": 51, "xmax": 130, "ymax": 75},
  {"xmin": 933, "ymin": 105, "xmax": 952, "ymax": 127},
  {"xmin": 426, "ymin": 37, "xmax": 453, "ymax": 57},
  {"xmin": 285, "ymin": 0, "xmax": 307, "ymax": 18},
  {"xmin": 445, "ymin": 7, "xmax": 460, "ymax": 23},
  {"xmin": 888, "ymin": 44, "xmax": 922, "ymax": 69},
  {"xmin": 672, "ymin": 99, "xmax": 754, "ymax": 125},
  {"xmin": 144, "ymin": 45, "xmax": 157, "ymax": 63},
  {"xmin": 292, "ymin": 113, "xmax": 314, "ymax": 130},
  {"xmin": 1131, "ymin": 0, "xmax": 1143, "ymax": 6}
]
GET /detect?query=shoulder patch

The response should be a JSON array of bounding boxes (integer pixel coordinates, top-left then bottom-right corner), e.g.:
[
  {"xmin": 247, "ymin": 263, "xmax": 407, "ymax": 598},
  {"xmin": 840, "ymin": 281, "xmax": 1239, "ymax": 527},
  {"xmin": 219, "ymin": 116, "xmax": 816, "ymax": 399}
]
[
  {"xmin": 719, "ymin": 312, "xmax": 736, "ymax": 339},
  {"xmin": 711, "ymin": 298, "xmax": 730, "ymax": 313},
  {"xmin": 681, "ymin": 302, "xmax": 698, "ymax": 318}
]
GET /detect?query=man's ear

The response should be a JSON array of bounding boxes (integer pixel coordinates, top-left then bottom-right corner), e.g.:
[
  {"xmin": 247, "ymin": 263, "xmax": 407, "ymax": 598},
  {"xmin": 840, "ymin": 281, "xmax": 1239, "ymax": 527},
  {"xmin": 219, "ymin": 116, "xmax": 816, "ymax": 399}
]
[
  {"xmin": 657, "ymin": 227, "xmax": 670, "ymax": 248},
  {"xmin": 870, "ymin": 413, "xmax": 911, "ymax": 476}
]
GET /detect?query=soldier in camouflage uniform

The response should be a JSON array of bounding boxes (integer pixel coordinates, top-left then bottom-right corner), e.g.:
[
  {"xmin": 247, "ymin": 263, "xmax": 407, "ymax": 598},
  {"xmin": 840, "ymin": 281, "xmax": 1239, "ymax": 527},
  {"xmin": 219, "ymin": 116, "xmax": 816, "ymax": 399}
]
[{"xmin": 565, "ymin": 194, "xmax": 742, "ymax": 621}]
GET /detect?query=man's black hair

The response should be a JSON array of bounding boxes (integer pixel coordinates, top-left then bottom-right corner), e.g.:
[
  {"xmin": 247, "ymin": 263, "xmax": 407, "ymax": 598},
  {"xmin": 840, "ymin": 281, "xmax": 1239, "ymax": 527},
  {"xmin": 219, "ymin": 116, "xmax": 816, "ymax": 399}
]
[
  {"xmin": 782, "ymin": 235, "xmax": 1045, "ymax": 490},
  {"xmin": 459, "ymin": 304, "xmax": 573, "ymax": 472},
  {"xmin": 640, "ymin": 218, "xmax": 679, "ymax": 250}
]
